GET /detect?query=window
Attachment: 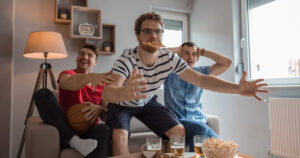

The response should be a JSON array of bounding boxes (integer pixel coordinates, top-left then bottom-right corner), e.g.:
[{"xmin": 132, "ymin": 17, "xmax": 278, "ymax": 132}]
[
  {"xmin": 241, "ymin": 0, "xmax": 300, "ymax": 85},
  {"xmin": 163, "ymin": 19, "xmax": 184, "ymax": 47},
  {"xmin": 153, "ymin": 10, "xmax": 188, "ymax": 47}
]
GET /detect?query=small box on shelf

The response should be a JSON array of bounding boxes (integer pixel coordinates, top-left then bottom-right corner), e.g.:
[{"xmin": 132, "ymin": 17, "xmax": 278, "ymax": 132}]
[
  {"xmin": 85, "ymin": 24, "xmax": 116, "ymax": 56},
  {"xmin": 100, "ymin": 24, "xmax": 115, "ymax": 55},
  {"xmin": 55, "ymin": 0, "xmax": 88, "ymax": 24},
  {"xmin": 70, "ymin": 6, "xmax": 102, "ymax": 39}
]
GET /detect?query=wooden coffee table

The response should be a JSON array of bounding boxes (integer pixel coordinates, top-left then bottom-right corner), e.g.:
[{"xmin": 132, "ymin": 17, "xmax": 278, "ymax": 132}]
[{"xmin": 110, "ymin": 152, "xmax": 254, "ymax": 158}]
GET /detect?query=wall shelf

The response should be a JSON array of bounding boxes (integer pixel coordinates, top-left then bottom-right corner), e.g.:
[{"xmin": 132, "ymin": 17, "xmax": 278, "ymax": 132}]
[
  {"xmin": 70, "ymin": 6, "xmax": 102, "ymax": 39},
  {"xmin": 86, "ymin": 24, "xmax": 116, "ymax": 55},
  {"xmin": 55, "ymin": 0, "xmax": 88, "ymax": 24},
  {"xmin": 54, "ymin": 1, "xmax": 116, "ymax": 56}
]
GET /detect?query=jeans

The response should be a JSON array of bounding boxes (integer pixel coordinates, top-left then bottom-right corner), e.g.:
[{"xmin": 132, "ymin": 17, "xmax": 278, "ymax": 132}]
[
  {"xmin": 180, "ymin": 119, "xmax": 219, "ymax": 152},
  {"xmin": 34, "ymin": 88, "xmax": 111, "ymax": 158}
]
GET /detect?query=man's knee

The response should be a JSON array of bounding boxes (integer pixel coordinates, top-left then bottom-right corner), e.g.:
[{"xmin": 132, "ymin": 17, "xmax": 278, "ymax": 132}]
[
  {"xmin": 33, "ymin": 88, "xmax": 53, "ymax": 106},
  {"xmin": 34, "ymin": 88, "xmax": 51, "ymax": 98},
  {"xmin": 92, "ymin": 124, "xmax": 111, "ymax": 138},
  {"xmin": 165, "ymin": 124, "xmax": 185, "ymax": 137},
  {"xmin": 112, "ymin": 129, "xmax": 128, "ymax": 144}
]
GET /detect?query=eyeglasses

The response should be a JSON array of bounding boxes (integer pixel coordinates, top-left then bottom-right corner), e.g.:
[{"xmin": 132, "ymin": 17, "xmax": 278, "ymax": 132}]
[{"xmin": 141, "ymin": 28, "xmax": 164, "ymax": 36}]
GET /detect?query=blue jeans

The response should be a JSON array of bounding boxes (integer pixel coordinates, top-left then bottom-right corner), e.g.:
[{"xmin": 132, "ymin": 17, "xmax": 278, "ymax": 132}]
[{"xmin": 180, "ymin": 119, "xmax": 219, "ymax": 152}]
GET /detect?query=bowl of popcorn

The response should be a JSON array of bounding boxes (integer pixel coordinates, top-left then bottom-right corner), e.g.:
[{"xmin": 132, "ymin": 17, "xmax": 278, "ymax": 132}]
[{"xmin": 202, "ymin": 137, "xmax": 239, "ymax": 158}]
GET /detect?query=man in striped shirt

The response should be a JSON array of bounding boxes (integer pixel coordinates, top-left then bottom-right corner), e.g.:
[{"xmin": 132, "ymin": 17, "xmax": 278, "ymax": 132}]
[{"xmin": 101, "ymin": 12, "xmax": 268, "ymax": 156}]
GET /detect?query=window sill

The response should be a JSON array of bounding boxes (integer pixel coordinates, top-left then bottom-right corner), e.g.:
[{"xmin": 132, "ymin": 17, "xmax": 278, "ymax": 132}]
[{"xmin": 265, "ymin": 85, "xmax": 300, "ymax": 89}]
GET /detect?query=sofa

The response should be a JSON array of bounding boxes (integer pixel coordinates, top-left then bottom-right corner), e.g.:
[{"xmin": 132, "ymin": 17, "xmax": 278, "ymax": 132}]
[
  {"xmin": 25, "ymin": 115, "xmax": 220, "ymax": 158},
  {"xmin": 25, "ymin": 91, "xmax": 220, "ymax": 158}
]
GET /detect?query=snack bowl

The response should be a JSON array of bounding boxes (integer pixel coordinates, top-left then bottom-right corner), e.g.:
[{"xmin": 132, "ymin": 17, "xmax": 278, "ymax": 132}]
[{"xmin": 202, "ymin": 147, "xmax": 239, "ymax": 158}]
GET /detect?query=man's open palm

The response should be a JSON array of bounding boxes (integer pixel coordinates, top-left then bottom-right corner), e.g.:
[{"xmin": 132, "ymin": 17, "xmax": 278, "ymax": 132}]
[{"xmin": 239, "ymin": 71, "xmax": 268, "ymax": 101}]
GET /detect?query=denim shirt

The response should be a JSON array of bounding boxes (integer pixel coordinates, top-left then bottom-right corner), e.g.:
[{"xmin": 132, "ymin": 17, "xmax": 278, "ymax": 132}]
[{"xmin": 164, "ymin": 66, "xmax": 210, "ymax": 123}]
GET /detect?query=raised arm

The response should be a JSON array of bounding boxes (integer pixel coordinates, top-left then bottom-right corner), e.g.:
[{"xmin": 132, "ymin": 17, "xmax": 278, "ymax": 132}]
[
  {"xmin": 167, "ymin": 46, "xmax": 232, "ymax": 76},
  {"xmin": 197, "ymin": 48, "xmax": 232, "ymax": 76},
  {"xmin": 59, "ymin": 72, "xmax": 115, "ymax": 91},
  {"xmin": 166, "ymin": 47, "xmax": 181, "ymax": 54},
  {"xmin": 178, "ymin": 68, "xmax": 268, "ymax": 101},
  {"xmin": 102, "ymin": 68, "xmax": 148, "ymax": 103}
]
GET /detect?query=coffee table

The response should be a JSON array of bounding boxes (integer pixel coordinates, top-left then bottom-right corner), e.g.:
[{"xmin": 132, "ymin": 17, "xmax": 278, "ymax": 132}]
[{"xmin": 110, "ymin": 152, "xmax": 254, "ymax": 158}]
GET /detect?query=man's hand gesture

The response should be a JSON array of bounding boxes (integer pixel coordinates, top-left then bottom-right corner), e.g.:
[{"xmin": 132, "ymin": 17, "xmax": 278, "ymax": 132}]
[
  {"xmin": 239, "ymin": 71, "xmax": 268, "ymax": 101},
  {"xmin": 89, "ymin": 71, "xmax": 116, "ymax": 92},
  {"xmin": 81, "ymin": 102, "xmax": 107, "ymax": 123},
  {"xmin": 122, "ymin": 68, "xmax": 148, "ymax": 101}
]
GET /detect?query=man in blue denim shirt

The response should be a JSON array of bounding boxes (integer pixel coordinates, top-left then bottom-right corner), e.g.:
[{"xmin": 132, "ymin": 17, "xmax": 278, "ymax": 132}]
[{"xmin": 165, "ymin": 42, "xmax": 232, "ymax": 151}]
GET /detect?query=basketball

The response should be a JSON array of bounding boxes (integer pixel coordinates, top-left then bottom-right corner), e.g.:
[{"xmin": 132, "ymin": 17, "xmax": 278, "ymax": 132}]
[{"xmin": 66, "ymin": 103, "xmax": 95, "ymax": 135}]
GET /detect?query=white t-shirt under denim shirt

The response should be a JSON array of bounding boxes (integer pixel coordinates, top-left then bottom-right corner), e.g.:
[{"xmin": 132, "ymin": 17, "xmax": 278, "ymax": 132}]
[{"xmin": 112, "ymin": 47, "xmax": 188, "ymax": 107}]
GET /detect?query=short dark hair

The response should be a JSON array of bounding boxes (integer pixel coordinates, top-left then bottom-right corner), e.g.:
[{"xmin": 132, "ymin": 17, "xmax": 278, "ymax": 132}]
[
  {"xmin": 181, "ymin": 42, "xmax": 197, "ymax": 48},
  {"xmin": 82, "ymin": 43, "xmax": 99, "ymax": 57},
  {"xmin": 135, "ymin": 12, "xmax": 164, "ymax": 34}
]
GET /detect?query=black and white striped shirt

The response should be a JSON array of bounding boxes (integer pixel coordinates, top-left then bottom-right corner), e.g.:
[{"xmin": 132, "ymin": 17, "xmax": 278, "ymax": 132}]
[{"xmin": 112, "ymin": 47, "xmax": 188, "ymax": 107}]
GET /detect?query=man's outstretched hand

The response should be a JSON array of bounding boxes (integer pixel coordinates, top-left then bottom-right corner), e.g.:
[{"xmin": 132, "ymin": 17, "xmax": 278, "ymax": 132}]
[
  {"xmin": 121, "ymin": 68, "xmax": 148, "ymax": 101},
  {"xmin": 239, "ymin": 71, "xmax": 268, "ymax": 101},
  {"xmin": 90, "ymin": 71, "xmax": 116, "ymax": 92}
]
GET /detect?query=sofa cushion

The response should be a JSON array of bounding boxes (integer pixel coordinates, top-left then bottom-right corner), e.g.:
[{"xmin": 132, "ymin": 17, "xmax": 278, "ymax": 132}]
[
  {"xmin": 129, "ymin": 117, "xmax": 152, "ymax": 133},
  {"xmin": 60, "ymin": 148, "xmax": 83, "ymax": 158}
]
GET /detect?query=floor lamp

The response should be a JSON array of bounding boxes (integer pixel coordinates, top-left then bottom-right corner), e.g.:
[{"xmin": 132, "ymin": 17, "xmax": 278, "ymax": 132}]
[{"xmin": 17, "ymin": 31, "xmax": 68, "ymax": 158}]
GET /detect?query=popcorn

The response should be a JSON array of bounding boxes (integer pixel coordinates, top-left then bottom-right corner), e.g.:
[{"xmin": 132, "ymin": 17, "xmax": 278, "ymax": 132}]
[{"xmin": 202, "ymin": 137, "xmax": 239, "ymax": 158}]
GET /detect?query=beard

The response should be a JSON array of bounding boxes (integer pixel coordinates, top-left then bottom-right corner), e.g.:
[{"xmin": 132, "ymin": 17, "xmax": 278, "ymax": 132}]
[{"xmin": 140, "ymin": 41, "xmax": 159, "ymax": 53}]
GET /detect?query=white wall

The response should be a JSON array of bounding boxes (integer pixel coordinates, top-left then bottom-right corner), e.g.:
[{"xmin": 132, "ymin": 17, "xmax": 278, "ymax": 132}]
[
  {"xmin": 11, "ymin": 0, "xmax": 191, "ymax": 157},
  {"xmin": 190, "ymin": 0, "xmax": 300, "ymax": 157}
]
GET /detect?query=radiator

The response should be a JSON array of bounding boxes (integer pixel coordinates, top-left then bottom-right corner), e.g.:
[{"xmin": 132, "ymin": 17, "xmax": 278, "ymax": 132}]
[{"xmin": 269, "ymin": 98, "xmax": 300, "ymax": 158}]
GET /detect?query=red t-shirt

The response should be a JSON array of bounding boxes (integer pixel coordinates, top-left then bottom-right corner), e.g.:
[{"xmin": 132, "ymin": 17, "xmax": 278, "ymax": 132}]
[{"xmin": 57, "ymin": 70, "xmax": 105, "ymax": 113}]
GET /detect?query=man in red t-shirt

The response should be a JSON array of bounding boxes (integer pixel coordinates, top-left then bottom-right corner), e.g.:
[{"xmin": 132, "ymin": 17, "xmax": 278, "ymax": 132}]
[{"xmin": 34, "ymin": 44, "xmax": 115, "ymax": 158}]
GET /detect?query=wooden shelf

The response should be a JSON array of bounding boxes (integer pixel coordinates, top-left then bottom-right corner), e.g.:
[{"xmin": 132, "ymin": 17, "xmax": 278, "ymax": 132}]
[
  {"xmin": 55, "ymin": 19, "xmax": 71, "ymax": 24},
  {"xmin": 70, "ymin": 6, "xmax": 102, "ymax": 39},
  {"xmin": 85, "ymin": 24, "xmax": 116, "ymax": 55},
  {"xmin": 99, "ymin": 51, "xmax": 115, "ymax": 56},
  {"xmin": 55, "ymin": 0, "xmax": 88, "ymax": 24},
  {"xmin": 54, "ymin": 1, "xmax": 116, "ymax": 56}
]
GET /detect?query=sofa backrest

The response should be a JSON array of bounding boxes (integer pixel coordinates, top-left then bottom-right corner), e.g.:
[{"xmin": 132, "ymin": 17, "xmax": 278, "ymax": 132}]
[{"xmin": 130, "ymin": 117, "xmax": 151, "ymax": 133}]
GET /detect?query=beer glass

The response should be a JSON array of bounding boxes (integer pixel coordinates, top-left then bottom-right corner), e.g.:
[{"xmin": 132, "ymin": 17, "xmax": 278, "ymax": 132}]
[
  {"xmin": 142, "ymin": 137, "xmax": 162, "ymax": 158},
  {"xmin": 170, "ymin": 135, "xmax": 185, "ymax": 157},
  {"xmin": 193, "ymin": 135, "xmax": 208, "ymax": 157}
]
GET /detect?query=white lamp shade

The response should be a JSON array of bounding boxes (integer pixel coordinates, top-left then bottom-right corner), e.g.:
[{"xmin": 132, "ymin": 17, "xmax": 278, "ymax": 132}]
[{"xmin": 23, "ymin": 31, "xmax": 68, "ymax": 59}]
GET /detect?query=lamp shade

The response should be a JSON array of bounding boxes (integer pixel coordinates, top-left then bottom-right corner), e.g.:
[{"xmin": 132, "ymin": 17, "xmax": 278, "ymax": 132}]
[{"xmin": 23, "ymin": 31, "xmax": 68, "ymax": 59}]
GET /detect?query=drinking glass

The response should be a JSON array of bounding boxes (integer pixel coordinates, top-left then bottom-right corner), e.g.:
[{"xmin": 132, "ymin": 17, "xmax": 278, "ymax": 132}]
[
  {"xmin": 169, "ymin": 135, "xmax": 185, "ymax": 157},
  {"xmin": 193, "ymin": 135, "xmax": 208, "ymax": 157},
  {"xmin": 142, "ymin": 137, "xmax": 162, "ymax": 158}
]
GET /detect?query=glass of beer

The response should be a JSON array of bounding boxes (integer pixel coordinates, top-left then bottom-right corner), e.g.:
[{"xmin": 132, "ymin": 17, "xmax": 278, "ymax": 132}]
[
  {"xmin": 142, "ymin": 137, "xmax": 162, "ymax": 158},
  {"xmin": 193, "ymin": 135, "xmax": 208, "ymax": 157},
  {"xmin": 170, "ymin": 135, "xmax": 185, "ymax": 157}
]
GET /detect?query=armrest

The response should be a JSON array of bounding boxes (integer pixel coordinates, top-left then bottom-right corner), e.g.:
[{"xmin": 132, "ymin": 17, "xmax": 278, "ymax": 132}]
[
  {"xmin": 25, "ymin": 116, "xmax": 60, "ymax": 158},
  {"xmin": 206, "ymin": 114, "xmax": 220, "ymax": 136}
]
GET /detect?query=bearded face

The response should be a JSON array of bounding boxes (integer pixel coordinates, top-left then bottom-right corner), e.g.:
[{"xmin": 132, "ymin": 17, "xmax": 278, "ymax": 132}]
[{"xmin": 136, "ymin": 20, "xmax": 164, "ymax": 53}]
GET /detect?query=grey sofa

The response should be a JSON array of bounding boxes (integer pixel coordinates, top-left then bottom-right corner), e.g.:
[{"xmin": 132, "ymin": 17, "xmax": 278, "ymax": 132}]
[
  {"xmin": 25, "ymin": 91, "xmax": 220, "ymax": 158},
  {"xmin": 25, "ymin": 115, "xmax": 220, "ymax": 158}
]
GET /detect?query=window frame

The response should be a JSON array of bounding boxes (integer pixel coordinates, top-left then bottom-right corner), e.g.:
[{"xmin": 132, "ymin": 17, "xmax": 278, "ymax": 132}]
[
  {"xmin": 240, "ymin": 0, "xmax": 300, "ymax": 86},
  {"xmin": 152, "ymin": 9, "xmax": 189, "ymax": 44}
]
